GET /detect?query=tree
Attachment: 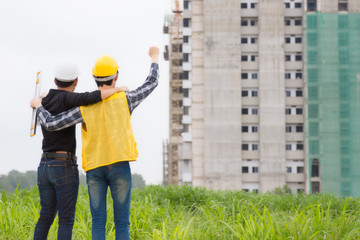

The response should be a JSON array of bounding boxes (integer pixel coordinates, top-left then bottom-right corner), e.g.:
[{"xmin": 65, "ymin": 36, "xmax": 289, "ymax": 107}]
[
  {"xmin": 271, "ymin": 184, "xmax": 293, "ymax": 195},
  {"xmin": 0, "ymin": 169, "xmax": 146, "ymax": 192},
  {"xmin": 132, "ymin": 174, "xmax": 146, "ymax": 188},
  {"xmin": 0, "ymin": 170, "xmax": 37, "ymax": 192},
  {"xmin": 0, "ymin": 175, "xmax": 12, "ymax": 192}
]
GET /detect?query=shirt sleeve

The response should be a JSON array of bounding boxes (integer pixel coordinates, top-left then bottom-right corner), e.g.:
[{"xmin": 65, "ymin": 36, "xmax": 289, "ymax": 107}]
[
  {"xmin": 63, "ymin": 90, "xmax": 102, "ymax": 108},
  {"xmin": 37, "ymin": 106, "xmax": 83, "ymax": 131},
  {"xmin": 126, "ymin": 63, "xmax": 159, "ymax": 114}
]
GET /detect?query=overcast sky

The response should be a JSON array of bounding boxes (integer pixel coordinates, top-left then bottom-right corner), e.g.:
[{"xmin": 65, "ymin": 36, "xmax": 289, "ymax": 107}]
[{"xmin": 0, "ymin": 0, "xmax": 171, "ymax": 184}]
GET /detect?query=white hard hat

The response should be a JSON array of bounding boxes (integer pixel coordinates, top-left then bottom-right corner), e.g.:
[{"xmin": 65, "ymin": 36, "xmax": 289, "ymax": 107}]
[{"xmin": 54, "ymin": 58, "xmax": 81, "ymax": 82}]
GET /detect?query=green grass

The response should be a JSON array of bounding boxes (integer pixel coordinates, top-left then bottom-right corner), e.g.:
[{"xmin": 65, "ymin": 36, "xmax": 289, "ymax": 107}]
[{"xmin": 1, "ymin": 185, "xmax": 360, "ymax": 239}]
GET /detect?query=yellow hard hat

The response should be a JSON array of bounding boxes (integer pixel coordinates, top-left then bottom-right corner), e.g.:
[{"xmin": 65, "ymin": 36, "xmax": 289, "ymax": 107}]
[{"xmin": 92, "ymin": 54, "xmax": 119, "ymax": 77}]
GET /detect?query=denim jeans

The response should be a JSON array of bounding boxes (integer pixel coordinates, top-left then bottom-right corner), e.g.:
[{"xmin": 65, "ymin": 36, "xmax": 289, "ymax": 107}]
[
  {"xmin": 86, "ymin": 161, "xmax": 132, "ymax": 240},
  {"xmin": 34, "ymin": 157, "xmax": 79, "ymax": 240}
]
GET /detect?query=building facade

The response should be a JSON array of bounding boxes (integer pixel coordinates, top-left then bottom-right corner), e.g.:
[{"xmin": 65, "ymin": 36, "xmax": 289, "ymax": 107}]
[{"xmin": 164, "ymin": 0, "xmax": 360, "ymax": 197}]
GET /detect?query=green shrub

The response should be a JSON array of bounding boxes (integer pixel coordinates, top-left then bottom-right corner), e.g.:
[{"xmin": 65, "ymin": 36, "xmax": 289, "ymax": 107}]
[{"xmin": 0, "ymin": 185, "xmax": 359, "ymax": 239}]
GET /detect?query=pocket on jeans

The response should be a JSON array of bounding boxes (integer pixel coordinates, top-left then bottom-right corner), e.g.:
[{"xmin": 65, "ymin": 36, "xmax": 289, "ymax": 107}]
[
  {"xmin": 48, "ymin": 164, "xmax": 70, "ymax": 186},
  {"xmin": 112, "ymin": 162, "xmax": 131, "ymax": 175}
]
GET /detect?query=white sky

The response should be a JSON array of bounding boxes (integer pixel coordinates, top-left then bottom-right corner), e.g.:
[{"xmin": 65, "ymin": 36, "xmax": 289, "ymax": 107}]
[{"xmin": 0, "ymin": 0, "xmax": 171, "ymax": 184}]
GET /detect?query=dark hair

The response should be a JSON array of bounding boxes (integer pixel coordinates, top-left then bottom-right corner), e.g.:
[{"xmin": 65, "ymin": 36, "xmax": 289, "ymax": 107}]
[
  {"xmin": 94, "ymin": 71, "xmax": 118, "ymax": 87},
  {"xmin": 55, "ymin": 79, "xmax": 76, "ymax": 88},
  {"xmin": 95, "ymin": 79, "xmax": 113, "ymax": 87}
]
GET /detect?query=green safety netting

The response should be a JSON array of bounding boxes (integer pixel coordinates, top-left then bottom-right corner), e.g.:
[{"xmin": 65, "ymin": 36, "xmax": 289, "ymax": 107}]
[{"xmin": 306, "ymin": 13, "xmax": 360, "ymax": 197}]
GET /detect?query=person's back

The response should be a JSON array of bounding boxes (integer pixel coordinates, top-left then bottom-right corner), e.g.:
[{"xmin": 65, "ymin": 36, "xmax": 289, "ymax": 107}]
[
  {"xmin": 80, "ymin": 92, "xmax": 138, "ymax": 172},
  {"xmin": 41, "ymin": 89, "xmax": 101, "ymax": 154},
  {"xmin": 82, "ymin": 50, "xmax": 159, "ymax": 240}
]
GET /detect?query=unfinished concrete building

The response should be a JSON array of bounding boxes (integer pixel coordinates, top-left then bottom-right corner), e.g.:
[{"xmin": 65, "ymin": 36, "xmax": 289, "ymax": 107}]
[{"xmin": 164, "ymin": 0, "xmax": 360, "ymax": 197}]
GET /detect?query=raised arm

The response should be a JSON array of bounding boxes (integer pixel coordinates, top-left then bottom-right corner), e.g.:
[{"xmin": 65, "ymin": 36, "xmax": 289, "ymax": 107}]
[
  {"xmin": 149, "ymin": 46, "xmax": 159, "ymax": 64},
  {"xmin": 126, "ymin": 47, "xmax": 160, "ymax": 114}
]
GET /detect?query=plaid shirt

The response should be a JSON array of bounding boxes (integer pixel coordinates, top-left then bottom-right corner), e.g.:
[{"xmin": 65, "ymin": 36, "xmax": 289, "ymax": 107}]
[{"xmin": 37, "ymin": 63, "xmax": 159, "ymax": 131}]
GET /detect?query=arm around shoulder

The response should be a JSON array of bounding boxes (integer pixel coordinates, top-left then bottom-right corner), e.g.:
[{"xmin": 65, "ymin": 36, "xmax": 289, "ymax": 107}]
[
  {"xmin": 100, "ymin": 87, "xmax": 129, "ymax": 100},
  {"xmin": 37, "ymin": 106, "xmax": 83, "ymax": 131}
]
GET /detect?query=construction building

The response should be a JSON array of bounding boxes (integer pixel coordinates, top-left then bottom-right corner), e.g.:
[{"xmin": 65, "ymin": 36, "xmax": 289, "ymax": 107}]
[{"xmin": 163, "ymin": 0, "xmax": 360, "ymax": 197}]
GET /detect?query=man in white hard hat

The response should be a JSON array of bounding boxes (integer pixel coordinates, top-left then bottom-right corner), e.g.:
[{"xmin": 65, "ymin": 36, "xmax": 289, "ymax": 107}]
[
  {"xmin": 31, "ymin": 47, "xmax": 159, "ymax": 240},
  {"xmin": 32, "ymin": 59, "xmax": 127, "ymax": 240}
]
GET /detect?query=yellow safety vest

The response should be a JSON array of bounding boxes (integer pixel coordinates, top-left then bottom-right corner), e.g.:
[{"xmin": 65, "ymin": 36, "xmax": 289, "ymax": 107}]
[{"xmin": 79, "ymin": 92, "xmax": 138, "ymax": 172}]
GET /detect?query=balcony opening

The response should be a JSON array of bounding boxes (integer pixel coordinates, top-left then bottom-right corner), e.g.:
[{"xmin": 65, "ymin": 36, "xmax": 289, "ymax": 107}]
[
  {"xmin": 312, "ymin": 181, "xmax": 320, "ymax": 193},
  {"xmin": 339, "ymin": 0, "xmax": 348, "ymax": 11},
  {"xmin": 307, "ymin": 0, "xmax": 317, "ymax": 12},
  {"xmin": 311, "ymin": 158, "xmax": 320, "ymax": 177}
]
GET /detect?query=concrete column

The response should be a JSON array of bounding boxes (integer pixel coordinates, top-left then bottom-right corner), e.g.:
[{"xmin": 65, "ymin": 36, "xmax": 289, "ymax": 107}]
[
  {"xmin": 258, "ymin": 0, "xmax": 286, "ymax": 193},
  {"xmin": 203, "ymin": 0, "xmax": 242, "ymax": 190},
  {"xmin": 191, "ymin": 0, "xmax": 205, "ymax": 187}
]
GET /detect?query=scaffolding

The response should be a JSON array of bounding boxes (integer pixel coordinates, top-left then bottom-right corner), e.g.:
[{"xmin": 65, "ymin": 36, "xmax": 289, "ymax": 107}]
[
  {"xmin": 163, "ymin": 0, "xmax": 183, "ymax": 185},
  {"xmin": 306, "ymin": 13, "xmax": 360, "ymax": 197}
]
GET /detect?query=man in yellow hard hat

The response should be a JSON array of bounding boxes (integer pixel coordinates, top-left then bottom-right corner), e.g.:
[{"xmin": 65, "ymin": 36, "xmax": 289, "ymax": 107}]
[
  {"xmin": 30, "ymin": 58, "xmax": 127, "ymax": 240},
  {"xmin": 31, "ymin": 47, "xmax": 160, "ymax": 240}
]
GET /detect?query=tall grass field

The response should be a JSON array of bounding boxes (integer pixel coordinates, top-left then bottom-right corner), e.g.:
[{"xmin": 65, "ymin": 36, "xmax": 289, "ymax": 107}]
[{"xmin": 1, "ymin": 185, "xmax": 360, "ymax": 239}]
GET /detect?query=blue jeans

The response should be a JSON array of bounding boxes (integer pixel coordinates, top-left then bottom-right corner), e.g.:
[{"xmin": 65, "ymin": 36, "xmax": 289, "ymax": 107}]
[
  {"xmin": 34, "ymin": 158, "xmax": 79, "ymax": 240},
  {"xmin": 86, "ymin": 161, "xmax": 132, "ymax": 240}
]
